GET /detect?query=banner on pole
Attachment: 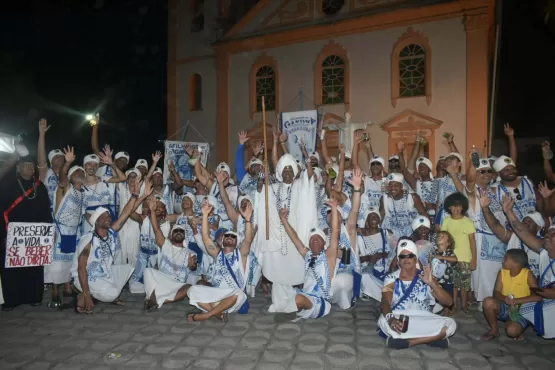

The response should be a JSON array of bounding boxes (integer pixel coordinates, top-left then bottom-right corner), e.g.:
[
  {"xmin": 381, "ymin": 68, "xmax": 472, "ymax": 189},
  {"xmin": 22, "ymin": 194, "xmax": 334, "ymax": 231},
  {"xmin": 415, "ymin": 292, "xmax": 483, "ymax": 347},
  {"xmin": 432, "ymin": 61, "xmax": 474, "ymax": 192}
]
[
  {"xmin": 163, "ymin": 141, "xmax": 210, "ymax": 185},
  {"xmin": 280, "ymin": 110, "xmax": 318, "ymax": 163},
  {"xmin": 5, "ymin": 222, "xmax": 54, "ymax": 268}
]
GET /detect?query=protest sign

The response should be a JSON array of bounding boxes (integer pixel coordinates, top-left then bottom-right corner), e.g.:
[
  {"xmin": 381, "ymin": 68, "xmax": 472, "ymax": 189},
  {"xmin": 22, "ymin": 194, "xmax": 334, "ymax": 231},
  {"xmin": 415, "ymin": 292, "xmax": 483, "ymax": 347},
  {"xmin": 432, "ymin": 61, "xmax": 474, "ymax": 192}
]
[
  {"xmin": 280, "ymin": 110, "xmax": 318, "ymax": 163},
  {"xmin": 5, "ymin": 222, "xmax": 54, "ymax": 268}
]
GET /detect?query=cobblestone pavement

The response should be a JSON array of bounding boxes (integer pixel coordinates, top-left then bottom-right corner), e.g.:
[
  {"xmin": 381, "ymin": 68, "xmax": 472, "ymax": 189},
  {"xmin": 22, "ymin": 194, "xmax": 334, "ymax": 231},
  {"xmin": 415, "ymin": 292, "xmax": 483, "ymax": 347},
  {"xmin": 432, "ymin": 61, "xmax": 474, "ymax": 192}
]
[{"xmin": 0, "ymin": 291, "xmax": 553, "ymax": 370}]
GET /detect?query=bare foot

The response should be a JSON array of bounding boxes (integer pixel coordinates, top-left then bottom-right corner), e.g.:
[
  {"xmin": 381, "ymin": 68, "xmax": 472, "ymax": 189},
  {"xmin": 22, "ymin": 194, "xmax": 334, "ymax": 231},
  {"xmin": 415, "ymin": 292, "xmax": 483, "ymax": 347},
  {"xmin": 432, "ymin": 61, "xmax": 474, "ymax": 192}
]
[{"xmin": 479, "ymin": 331, "xmax": 499, "ymax": 341}]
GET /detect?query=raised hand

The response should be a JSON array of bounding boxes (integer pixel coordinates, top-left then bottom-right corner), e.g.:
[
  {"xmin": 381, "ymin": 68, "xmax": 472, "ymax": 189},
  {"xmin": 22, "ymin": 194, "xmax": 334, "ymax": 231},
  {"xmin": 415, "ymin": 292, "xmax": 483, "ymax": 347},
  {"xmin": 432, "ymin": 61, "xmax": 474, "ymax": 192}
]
[
  {"xmin": 152, "ymin": 151, "xmax": 162, "ymax": 163},
  {"xmin": 63, "ymin": 146, "xmax": 75, "ymax": 164},
  {"xmin": 191, "ymin": 148, "xmax": 200, "ymax": 159},
  {"xmin": 279, "ymin": 208, "xmax": 288, "ymax": 220},
  {"xmin": 397, "ymin": 140, "xmax": 405, "ymax": 151},
  {"xmin": 339, "ymin": 143, "xmax": 345, "ymax": 154},
  {"xmin": 168, "ymin": 160, "xmax": 176, "ymax": 172},
  {"xmin": 445, "ymin": 132, "xmax": 454, "ymax": 142},
  {"xmin": 103, "ymin": 145, "xmax": 113, "ymax": 158},
  {"xmin": 420, "ymin": 264, "xmax": 434, "ymax": 285},
  {"xmin": 253, "ymin": 140, "xmax": 263, "ymax": 156},
  {"xmin": 504, "ymin": 123, "xmax": 514, "ymax": 137},
  {"xmin": 238, "ymin": 130, "xmax": 249, "ymax": 145},
  {"xmin": 354, "ymin": 131, "xmax": 364, "ymax": 145},
  {"xmin": 445, "ymin": 161, "xmax": 458, "ymax": 174},
  {"xmin": 279, "ymin": 131, "xmax": 288, "ymax": 143},
  {"xmin": 240, "ymin": 201, "xmax": 253, "ymax": 221},
  {"xmin": 349, "ymin": 167, "xmax": 363, "ymax": 189},
  {"xmin": 38, "ymin": 118, "xmax": 50, "ymax": 134},
  {"xmin": 201, "ymin": 201, "xmax": 213, "ymax": 216},
  {"xmin": 98, "ymin": 146, "xmax": 113, "ymax": 165},
  {"xmin": 184, "ymin": 144, "xmax": 193, "ymax": 156},
  {"xmin": 478, "ymin": 189, "xmax": 491, "ymax": 208},
  {"xmin": 501, "ymin": 194, "xmax": 515, "ymax": 214},
  {"xmin": 538, "ymin": 181, "xmax": 555, "ymax": 199},
  {"xmin": 542, "ymin": 141, "xmax": 552, "ymax": 159},
  {"xmin": 146, "ymin": 196, "xmax": 157, "ymax": 212}
]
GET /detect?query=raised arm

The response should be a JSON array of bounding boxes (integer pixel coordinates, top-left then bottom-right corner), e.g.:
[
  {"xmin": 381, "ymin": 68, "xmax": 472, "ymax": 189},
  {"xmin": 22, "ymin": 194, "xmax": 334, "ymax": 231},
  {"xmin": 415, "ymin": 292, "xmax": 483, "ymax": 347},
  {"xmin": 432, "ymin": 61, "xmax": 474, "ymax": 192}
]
[
  {"xmin": 503, "ymin": 196, "xmax": 544, "ymax": 253},
  {"xmin": 325, "ymin": 198, "xmax": 340, "ymax": 277},
  {"xmin": 319, "ymin": 128, "xmax": 333, "ymax": 165},
  {"xmin": 504, "ymin": 123, "xmax": 518, "ymax": 163},
  {"xmin": 332, "ymin": 143, "xmax": 346, "ymax": 192},
  {"xmin": 238, "ymin": 201, "xmax": 254, "ymax": 258},
  {"xmin": 99, "ymin": 145, "xmax": 126, "ymax": 183},
  {"xmin": 194, "ymin": 154, "xmax": 213, "ymax": 189},
  {"xmin": 538, "ymin": 181, "xmax": 555, "ymax": 217},
  {"xmin": 411, "ymin": 193, "xmax": 429, "ymax": 217},
  {"xmin": 351, "ymin": 131, "xmax": 363, "ymax": 170},
  {"xmin": 407, "ymin": 135, "xmax": 422, "ymax": 172},
  {"xmin": 478, "ymin": 191, "xmax": 511, "ymax": 243},
  {"xmin": 279, "ymin": 208, "xmax": 308, "ymax": 258},
  {"xmin": 346, "ymin": 168, "xmax": 362, "ymax": 234},
  {"xmin": 91, "ymin": 124, "xmax": 101, "ymax": 156},
  {"xmin": 216, "ymin": 171, "xmax": 239, "ymax": 225},
  {"xmin": 278, "ymin": 130, "xmax": 289, "ymax": 154},
  {"xmin": 145, "ymin": 151, "xmax": 162, "ymax": 182},
  {"xmin": 300, "ymin": 139, "xmax": 314, "ymax": 180},
  {"xmin": 201, "ymin": 201, "xmax": 220, "ymax": 258},
  {"xmin": 147, "ymin": 197, "xmax": 166, "ymax": 248},
  {"xmin": 37, "ymin": 119, "xmax": 49, "ymax": 182},
  {"xmin": 57, "ymin": 146, "xmax": 74, "ymax": 190},
  {"xmin": 542, "ymin": 142, "xmax": 555, "ymax": 183},
  {"xmin": 112, "ymin": 179, "xmax": 150, "ymax": 231},
  {"xmin": 236, "ymin": 131, "xmax": 249, "ymax": 184},
  {"xmin": 446, "ymin": 132, "xmax": 460, "ymax": 154},
  {"xmin": 445, "ymin": 161, "xmax": 465, "ymax": 193}
]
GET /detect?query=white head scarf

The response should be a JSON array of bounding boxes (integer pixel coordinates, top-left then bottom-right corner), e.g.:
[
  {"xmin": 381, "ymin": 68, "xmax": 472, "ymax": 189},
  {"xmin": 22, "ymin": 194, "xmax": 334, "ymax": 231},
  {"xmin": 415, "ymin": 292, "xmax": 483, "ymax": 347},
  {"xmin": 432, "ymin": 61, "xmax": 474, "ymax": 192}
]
[
  {"xmin": 309, "ymin": 228, "xmax": 329, "ymax": 250},
  {"xmin": 217, "ymin": 162, "xmax": 231, "ymax": 176},
  {"xmin": 237, "ymin": 195, "xmax": 253, "ymax": 208},
  {"xmin": 412, "ymin": 216, "xmax": 431, "ymax": 231},
  {"xmin": 396, "ymin": 239, "xmax": 419, "ymax": 258},
  {"xmin": 48, "ymin": 149, "xmax": 63, "ymax": 163},
  {"xmin": 182, "ymin": 192, "xmax": 196, "ymax": 205},
  {"xmin": 115, "ymin": 152, "xmax": 130, "ymax": 162},
  {"xmin": 493, "ymin": 155, "xmax": 516, "ymax": 172},
  {"xmin": 416, "ymin": 157, "xmax": 434, "ymax": 172},
  {"xmin": 247, "ymin": 158, "xmax": 263, "ymax": 170},
  {"xmin": 447, "ymin": 152, "xmax": 463, "ymax": 163},
  {"xmin": 362, "ymin": 207, "xmax": 381, "ymax": 222},
  {"xmin": 524, "ymin": 212, "xmax": 545, "ymax": 229},
  {"xmin": 135, "ymin": 159, "xmax": 148, "ymax": 169},
  {"xmin": 68, "ymin": 165, "xmax": 85, "ymax": 179},
  {"xmin": 276, "ymin": 154, "xmax": 298, "ymax": 181},
  {"xmin": 477, "ymin": 158, "xmax": 491, "ymax": 170},
  {"xmin": 152, "ymin": 167, "xmax": 163, "ymax": 176},
  {"xmin": 125, "ymin": 168, "xmax": 142, "ymax": 182},
  {"xmin": 370, "ymin": 155, "xmax": 385, "ymax": 167},
  {"xmin": 386, "ymin": 173, "xmax": 404, "ymax": 184},
  {"xmin": 90, "ymin": 207, "xmax": 109, "ymax": 226},
  {"xmin": 83, "ymin": 154, "xmax": 100, "ymax": 165}
]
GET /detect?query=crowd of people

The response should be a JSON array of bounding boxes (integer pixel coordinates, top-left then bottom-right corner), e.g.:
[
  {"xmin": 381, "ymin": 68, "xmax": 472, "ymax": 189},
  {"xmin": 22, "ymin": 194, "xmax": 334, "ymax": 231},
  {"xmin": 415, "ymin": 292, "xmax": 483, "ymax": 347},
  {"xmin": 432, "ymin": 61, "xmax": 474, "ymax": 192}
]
[{"xmin": 1, "ymin": 119, "xmax": 555, "ymax": 351}]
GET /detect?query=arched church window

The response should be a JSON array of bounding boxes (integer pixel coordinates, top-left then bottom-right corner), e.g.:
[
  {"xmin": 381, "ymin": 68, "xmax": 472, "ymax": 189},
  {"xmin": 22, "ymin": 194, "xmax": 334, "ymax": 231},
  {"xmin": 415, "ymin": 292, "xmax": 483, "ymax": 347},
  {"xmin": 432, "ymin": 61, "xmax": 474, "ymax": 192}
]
[
  {"xmin": 399, "ymin": 44, "xmax": 426, "ymax": 97},
  {"xmin": 321, "ymin": 55, "xmax": 345, "ymax": 104},
  {"xmin": 255, "ymin": 66, "xmax": 276, "ymax": 111}
]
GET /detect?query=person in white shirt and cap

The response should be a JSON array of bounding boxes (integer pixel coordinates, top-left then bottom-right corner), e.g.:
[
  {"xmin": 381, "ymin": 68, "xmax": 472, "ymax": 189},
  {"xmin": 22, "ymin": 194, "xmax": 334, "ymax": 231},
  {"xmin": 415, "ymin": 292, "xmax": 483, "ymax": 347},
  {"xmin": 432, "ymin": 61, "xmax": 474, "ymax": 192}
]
[
  {"xmin": 380, "ymin": 173, "xmax": 428, "ymax": 238},
  {"xmin": 194, "ymin": 160, "xmax": 238, "ymax": 230},
  {"xmin": 40, "ymin": 149, "xmax": 65, "ymax": 208},
  {"xmin": 239, "ymin": 157, "xmax": 264, "ymax": 199},
  {"xmin": 378, "ymin": 239, "xmax": 456, "ymax": 349},
  {"xmin": 80, "ymin": 146, "xmax": 127, "ymax": 235},
  {"xmin": 273, "ymin": 198, "xmax": 341, "ymax": 322},
  {"xmin": 135, "ymin": 158, "xmax": 149, "ymax": 179},
  {"xmin": 186, "ymin": 198, "xmax": 256, "ymax": 322},
  {"xmin": 412, "ymin": 216, "xmax": 435, "ymax": 267},
  {"xmin": 492, "ymin": 155, "xmax": 544, "ymax": 223},
  {"xmin": 365, "ymin": 155, "xmax": 387, "ymax": 209},
  {"xmin": 143, "ymin": 197, "xmax": 199, "ymax": 312},
  {"xmin": 72, "ymin": 181, "xmax": 150, "ymax": 313},
  {"xmin": 403, "ymin": 157, "xmax": 438, "ymax": 219},
  {"xmin": 95, "ymin": 151, "xmax": 130, "ymax": 178}
]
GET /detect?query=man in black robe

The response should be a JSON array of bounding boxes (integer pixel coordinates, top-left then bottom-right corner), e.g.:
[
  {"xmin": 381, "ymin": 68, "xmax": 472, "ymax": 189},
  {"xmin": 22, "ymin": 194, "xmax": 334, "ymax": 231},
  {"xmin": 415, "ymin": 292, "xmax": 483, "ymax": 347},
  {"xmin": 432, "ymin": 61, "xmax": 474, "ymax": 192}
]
[{"xmin": 0, "ymin": 153, "xmax": 53, "ymax": 311}]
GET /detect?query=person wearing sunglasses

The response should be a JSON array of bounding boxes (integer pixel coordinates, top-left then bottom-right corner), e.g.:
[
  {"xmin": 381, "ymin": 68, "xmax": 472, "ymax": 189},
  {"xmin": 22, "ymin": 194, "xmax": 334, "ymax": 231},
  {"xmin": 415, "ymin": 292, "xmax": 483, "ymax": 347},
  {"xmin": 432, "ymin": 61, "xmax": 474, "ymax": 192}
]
[
  {"xmin": 186, "ymin": 197, "xmax": 255, "ymax": 323},
  {"xmin": 143, "ymin": 203, "xmax": 198, "ymax": 313},
  {"xmin": 272, "ymin": 198, "xmax": 341, "ymax": 322},
  {"xmin": 493, "ymin": 155, "xmax": 544, "ymax": 224},
  {"xmin": 378, "ymin": 240, "xmax": 456, "ymax": 349}
]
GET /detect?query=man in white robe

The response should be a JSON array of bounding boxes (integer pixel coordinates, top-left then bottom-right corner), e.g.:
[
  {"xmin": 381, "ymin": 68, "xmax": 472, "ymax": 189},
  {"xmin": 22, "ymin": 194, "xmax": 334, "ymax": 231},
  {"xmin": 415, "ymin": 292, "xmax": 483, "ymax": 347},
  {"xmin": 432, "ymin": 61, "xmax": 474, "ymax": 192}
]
[
  {"xmin": 143, "ymin": 197, "xmax": 198, "ymax": 312},
  {"xmin": 186, "ymin": 197, "xmax": 255, "ymax": 322},
  {"xmin": 254, "ymin": 154, "xmax": 317, "ymax": 313},
  {"xmin": 72, "ymin": 183, "xmax": 148, "ymax": 313}
]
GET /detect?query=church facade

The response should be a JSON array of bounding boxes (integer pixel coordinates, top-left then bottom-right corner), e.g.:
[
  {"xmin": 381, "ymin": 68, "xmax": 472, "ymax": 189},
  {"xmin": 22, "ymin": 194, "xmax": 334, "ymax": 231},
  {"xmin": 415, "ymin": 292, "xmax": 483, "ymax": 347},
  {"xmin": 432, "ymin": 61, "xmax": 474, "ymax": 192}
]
[{"xmin": 168, "ymin": 0, "xmax": 496, "ymax": 171}]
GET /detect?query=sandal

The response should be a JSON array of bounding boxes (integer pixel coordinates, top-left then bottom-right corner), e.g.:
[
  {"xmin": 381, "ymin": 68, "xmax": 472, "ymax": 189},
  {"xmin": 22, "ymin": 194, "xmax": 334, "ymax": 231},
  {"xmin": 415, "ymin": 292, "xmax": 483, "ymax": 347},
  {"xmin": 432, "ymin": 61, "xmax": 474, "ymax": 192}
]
[
  {"xmin": 74, "ymin": 294, "xmax": 93, "ymax": 315},
  {"xmin": 143, "ymin": 300, "xmax": 158, "ymax": 313},
  {"xmin": 112, "ymin": 298, "xmax": 125, "ymax": 306},
  {"xmin": 479, "ymin": 332, "xmax": 499, "ymax": 341},
  {"xmin": 47, "ymin": 297, "xmax": 62, "ymax": 309}
]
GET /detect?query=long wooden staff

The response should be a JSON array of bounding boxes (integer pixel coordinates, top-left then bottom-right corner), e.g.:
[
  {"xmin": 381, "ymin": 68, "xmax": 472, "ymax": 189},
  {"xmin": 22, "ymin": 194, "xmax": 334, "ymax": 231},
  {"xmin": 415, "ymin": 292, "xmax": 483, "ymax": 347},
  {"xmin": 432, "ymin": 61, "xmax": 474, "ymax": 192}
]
[{"xmin": 262, "ymin": 96, "xmax": 270, "ymax": 240}]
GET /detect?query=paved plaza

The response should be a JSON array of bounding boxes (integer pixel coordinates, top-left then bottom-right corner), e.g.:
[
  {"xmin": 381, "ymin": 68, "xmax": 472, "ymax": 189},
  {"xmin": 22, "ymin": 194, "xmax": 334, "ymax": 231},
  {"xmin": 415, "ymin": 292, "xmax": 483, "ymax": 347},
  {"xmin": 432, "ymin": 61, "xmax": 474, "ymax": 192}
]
[{"xmin": 0, "ymin": 291, "xmax": 554, "ymax": 370}]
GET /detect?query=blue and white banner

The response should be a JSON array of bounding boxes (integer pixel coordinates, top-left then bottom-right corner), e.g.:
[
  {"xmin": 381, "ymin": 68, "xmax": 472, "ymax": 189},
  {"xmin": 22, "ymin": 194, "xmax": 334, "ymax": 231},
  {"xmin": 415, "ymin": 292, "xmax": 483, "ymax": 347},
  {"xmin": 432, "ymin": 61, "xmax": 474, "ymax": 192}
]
[
  {"xmin": 280, "ymin": 110, "xmax": 318, "ymax": 163},
  {"xmin": 163, "ymin": 141, "xmax": 210, "ymax": 185}
]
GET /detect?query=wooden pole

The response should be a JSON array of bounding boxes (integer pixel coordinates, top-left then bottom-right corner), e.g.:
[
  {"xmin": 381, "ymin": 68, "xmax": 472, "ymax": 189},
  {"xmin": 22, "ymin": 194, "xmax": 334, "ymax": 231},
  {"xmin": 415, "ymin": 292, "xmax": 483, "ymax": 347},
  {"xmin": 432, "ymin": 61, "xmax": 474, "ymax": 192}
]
[{"xmin": 262, "ymin": 96, "xmax": 270, "ymax": 240}]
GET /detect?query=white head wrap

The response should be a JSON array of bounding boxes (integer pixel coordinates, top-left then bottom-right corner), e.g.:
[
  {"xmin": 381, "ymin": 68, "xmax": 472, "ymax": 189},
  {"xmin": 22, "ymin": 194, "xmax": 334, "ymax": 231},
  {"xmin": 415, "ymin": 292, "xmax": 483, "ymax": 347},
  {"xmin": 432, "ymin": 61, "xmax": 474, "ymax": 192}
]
[
  {"xmin": 416, "ymin": 157, "xmax": 434, "ymax": 172},
  {"xmin": 276, "ymin": 154, "xmax": 298, "ymax": 181},
  {"xmin": 171, "ymin": 224, "xmax": 186, "ymax": 233},
  {"xmin": 155, "ymin": 196, "xmax": 167, "ymax": 207},
  {"xmin": 446, "ymin": 152, "xmax": 463, "ymax": 163},
  {"xmin": 524, "ymin": 211, "xmax": 545, "ymax": 229},
  {"xmin": 477, "ymin": 158, "xmax": 491, "ymax": 170},
  {"xmin": 217, "ymin": 162, "xmax": 231, "ymax": 176},
  {"xmin": 182, "ymin": 192, "xmax": 196, "ymax": 205},
  {"xmin": 389, "ymin": 155, "xmax": 400, "ymax": 161},
  {"xmin": 238, "ymin": 194, "xmax": 253, "ymax": 206},
  {"xmin": 493, "ymin": 155, "xmax": 516, "ymax": 172},
  {"xmin": 247, "ymin": 158, "xmax": 263, "ymax": 169},
  {"xmin": 370, "ymin": 155, "xmax": 385, "ymax": 167},
  {"xmin": 412, "ymin": 216, "xmax": 431, "ymax": 231},
  {"xmin": 386, "ymin": 173, "xmax": 404, "ymax": 184},
  {"xmin": 308, "ymin": 228, "xmax": 329, "ymax": 250},
  {"xmin": 115, "ymin": 151, "xmax": 130, "ymax": 162},
  {"xmin": 203, "ymin": 195, "xmax": 218, "ymax": 209},
  {"xmin": 362, "ymin": 207, "xmax": 381, "ymax": 222},
  {"xmin": 68, "ymin": 165, "xmax": 85, "ymax": 179},
  {"xmin": 90, "ymin": 207, "xmax": 109, "ymax": 226},
  {"xmin": 125, "ymin": 168, "xmax": 142, "ymax": 182},
  {"xmin": 152, "ymin": 167, "xmax": 163, "ymax": 176},
  {"xmin": 396, "ymin": 239, "xmax": 419, "ymax": 258},
  {"xmin": 310, "ymin": 151, "xmax": 320, "ymax": 163},
  {"xmin": 48, "ymin": 149, "xmax": 63, "ymax": 163},
  {"xmin": 135, "ymin": 159, "xmax": 148, "ymax": 169},
  {"xmin": 83, "ymin": 154, "xmax": 100, "ymax": 165}
]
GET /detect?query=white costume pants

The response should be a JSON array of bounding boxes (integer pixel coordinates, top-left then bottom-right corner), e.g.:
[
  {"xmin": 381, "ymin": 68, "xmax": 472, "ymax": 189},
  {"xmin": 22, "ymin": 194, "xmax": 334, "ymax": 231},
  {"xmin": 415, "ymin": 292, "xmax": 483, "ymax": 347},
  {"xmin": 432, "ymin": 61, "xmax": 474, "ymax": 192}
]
[
  {"xmin": 75, "ymin": 264, "xmax": 134, "ymax": 302},
  {"xmin": 378, "ymin": 309, "xmax": 457, "ymax": 339},
  {"xmin": 187, "ymin": 285, "xmax": 247, "ymax": 314}
]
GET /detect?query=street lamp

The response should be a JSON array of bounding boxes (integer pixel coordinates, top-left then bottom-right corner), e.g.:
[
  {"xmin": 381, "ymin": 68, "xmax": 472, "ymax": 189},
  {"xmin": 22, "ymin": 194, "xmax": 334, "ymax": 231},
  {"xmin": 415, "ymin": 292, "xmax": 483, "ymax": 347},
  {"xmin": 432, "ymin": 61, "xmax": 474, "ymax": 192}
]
[{"xmin": 86, "ymin": 113, "xmax": 99, "ymax": 126}]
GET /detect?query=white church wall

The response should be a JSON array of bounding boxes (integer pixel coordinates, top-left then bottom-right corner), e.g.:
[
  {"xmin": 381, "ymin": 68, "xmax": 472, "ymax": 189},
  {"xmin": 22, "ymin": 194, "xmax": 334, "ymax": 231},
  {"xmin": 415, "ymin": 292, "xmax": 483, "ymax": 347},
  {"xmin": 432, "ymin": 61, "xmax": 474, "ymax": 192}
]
[{"xmin": 228, "ymin": 17, "xmax": 467, "ymax": 165}]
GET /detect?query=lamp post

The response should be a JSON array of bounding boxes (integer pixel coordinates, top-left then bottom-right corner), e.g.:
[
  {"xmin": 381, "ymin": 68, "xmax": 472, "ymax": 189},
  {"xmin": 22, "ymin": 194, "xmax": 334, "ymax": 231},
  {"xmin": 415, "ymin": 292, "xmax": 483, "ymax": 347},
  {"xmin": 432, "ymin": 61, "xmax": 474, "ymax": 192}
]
[{"xmin": 86, "ymin": 113, "xmax": 100, "ymax": 126}]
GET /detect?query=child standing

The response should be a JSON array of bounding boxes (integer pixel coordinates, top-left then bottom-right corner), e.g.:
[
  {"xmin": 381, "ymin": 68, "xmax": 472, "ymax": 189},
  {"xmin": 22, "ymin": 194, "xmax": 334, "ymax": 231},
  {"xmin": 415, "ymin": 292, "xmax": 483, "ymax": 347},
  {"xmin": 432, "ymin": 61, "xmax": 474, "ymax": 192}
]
[
  {"xmin": 480, "ymin": 249, "xmax": 541, "ymax": 341},
  {"xmin": 429, "ymin": 231, "xmax": 458, "ymax": 316},
  {"xmin": 441, "ymin": 192, "xmax": 476, "ymax": 315}
]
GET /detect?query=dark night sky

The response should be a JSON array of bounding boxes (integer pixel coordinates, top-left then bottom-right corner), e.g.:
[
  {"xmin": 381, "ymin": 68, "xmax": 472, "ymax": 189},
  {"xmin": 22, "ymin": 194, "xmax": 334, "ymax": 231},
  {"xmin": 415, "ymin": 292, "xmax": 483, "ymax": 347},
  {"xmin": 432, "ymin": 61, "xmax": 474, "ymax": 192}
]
[{"xmin": 0, "ymin": 0, "xmax": 554, "ymax": 165}]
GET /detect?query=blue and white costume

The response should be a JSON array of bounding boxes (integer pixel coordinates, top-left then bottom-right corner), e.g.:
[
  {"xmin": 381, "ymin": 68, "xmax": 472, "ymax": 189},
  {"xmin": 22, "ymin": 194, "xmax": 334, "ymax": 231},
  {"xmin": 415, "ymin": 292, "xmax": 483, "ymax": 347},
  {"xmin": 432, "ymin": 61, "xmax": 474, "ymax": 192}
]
[
  {"xmin": 44, "ymin": 181, "xmax": 84, "ymax": 285},
  {"xmin": 381, "ymin": 191, "xmax": 418, "ymax": 238},
  {"xmin": 358, "ymin": 229, "xmax": 392, "ymax": 302},
  {"xmin": 330, "ymin": 224, "xmax": 361, "ymax": 309}
]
